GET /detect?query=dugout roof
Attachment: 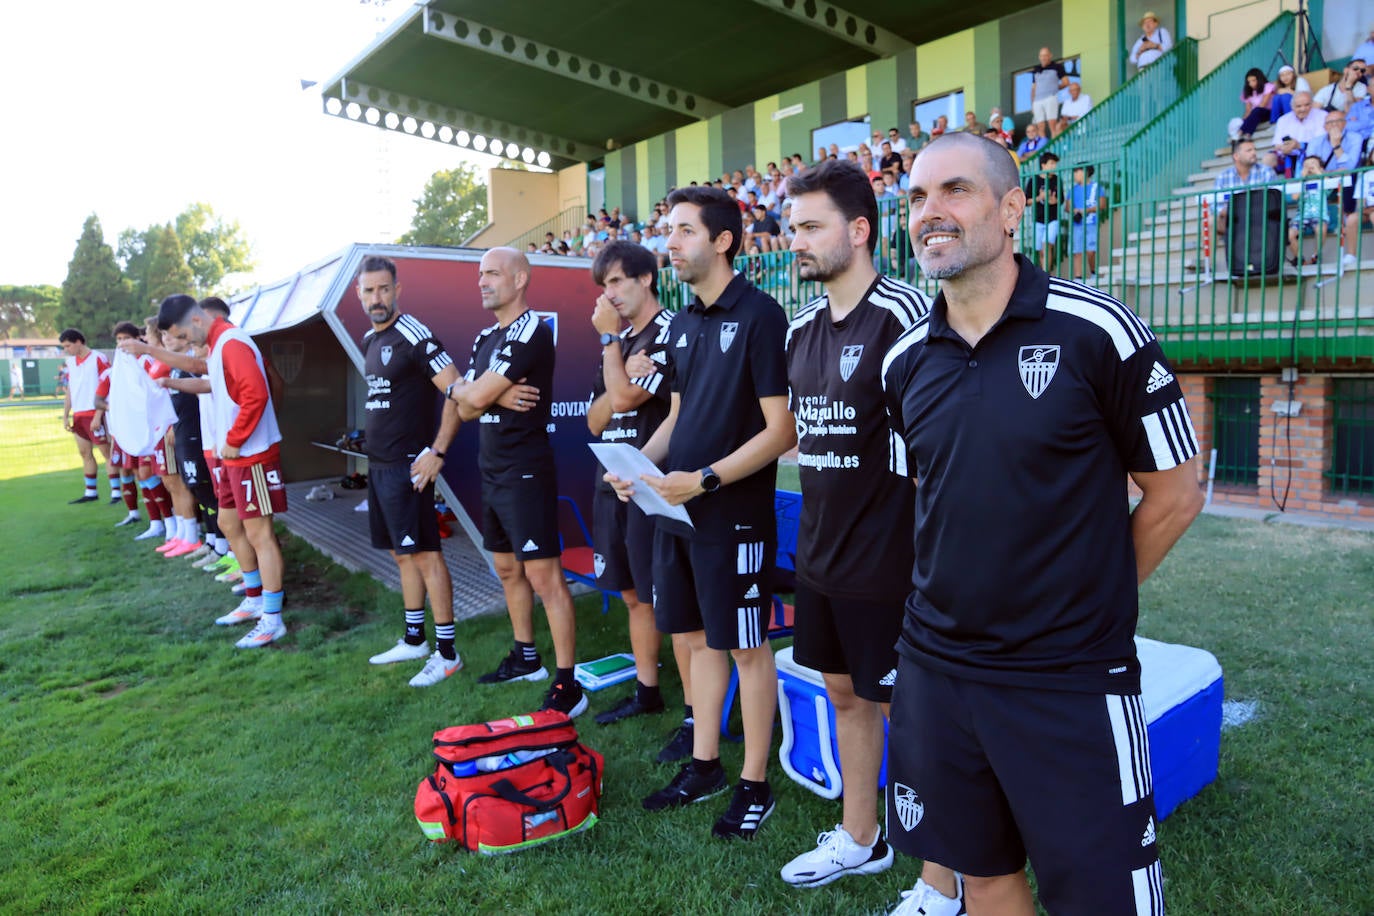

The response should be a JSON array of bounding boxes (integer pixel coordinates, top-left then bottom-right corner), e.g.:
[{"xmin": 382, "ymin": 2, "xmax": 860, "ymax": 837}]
[{"xmin": 320, "ymin": 0, "xmax": 1028, "ymax": 169}]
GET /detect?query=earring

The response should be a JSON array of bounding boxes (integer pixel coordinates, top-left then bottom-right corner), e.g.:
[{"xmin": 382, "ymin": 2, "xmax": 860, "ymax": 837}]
[{"xmin": 1007, "ymin": 227, "xmax": 1016, "ymax": 238}]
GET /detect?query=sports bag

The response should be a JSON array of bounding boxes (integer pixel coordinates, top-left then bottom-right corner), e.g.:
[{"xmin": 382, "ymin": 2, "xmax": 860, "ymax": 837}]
[{"xmin": 414, "ymin": 710, "xmax": 603, "ymax": 854}]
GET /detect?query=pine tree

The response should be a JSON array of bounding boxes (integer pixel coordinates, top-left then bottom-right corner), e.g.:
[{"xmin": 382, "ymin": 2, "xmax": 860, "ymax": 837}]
[
  {"xmin": 145, "ymin": 224, "xmax": 196, "ymax": 306},
  {"xmin": 58, "ymin": 214, "xmax": 130, "ymax": 347}
]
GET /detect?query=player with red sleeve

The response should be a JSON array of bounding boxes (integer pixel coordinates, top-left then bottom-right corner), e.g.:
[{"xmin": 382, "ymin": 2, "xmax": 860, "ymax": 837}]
[
  {"xmin": 159, "ymin": 295, "xmax": 288, "ymax": 649},
  {"xmin": 58, "ymin": 327, "xmax": 118, "ymax": 504}
]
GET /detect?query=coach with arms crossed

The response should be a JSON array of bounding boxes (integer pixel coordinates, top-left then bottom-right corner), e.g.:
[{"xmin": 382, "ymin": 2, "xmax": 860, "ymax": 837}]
[{"xmin": 880, "ymin": 132, "xmax": 1203, "ymax": 915}]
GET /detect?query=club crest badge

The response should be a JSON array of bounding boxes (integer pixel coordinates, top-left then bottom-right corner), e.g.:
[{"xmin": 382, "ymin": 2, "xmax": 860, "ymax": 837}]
[
  {"xmin": 719, "ymin": 322, "xmax": 739, "ymax": 353},
  {"xmin": 1018, "ymin": 345, "xmax": 1060, "ymax": 399},
  {"xmin": 893, "ymin": 783, "xmax": 925, "ymax": 832},
  {"xmin": 534, "ymin": 310, "xmax": 559, "ymax": 345},
  {"xmin": 380, "ymin": 345, "xmax": 393, "ymax": 367},
  {"xmin": 839, "ymin": 344, "xmax": 863, "ymax": 382}
]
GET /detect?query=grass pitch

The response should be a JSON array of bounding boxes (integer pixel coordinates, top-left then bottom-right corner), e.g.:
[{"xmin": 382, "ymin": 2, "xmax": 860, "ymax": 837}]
[{"xmin": 0, "ymin": 468, "xmax": 1371, "ymax": 914}]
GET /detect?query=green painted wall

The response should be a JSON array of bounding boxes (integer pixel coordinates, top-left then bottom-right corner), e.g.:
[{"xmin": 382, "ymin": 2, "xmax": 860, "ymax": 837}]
[
  {"xmin": 778, "ymin": 81, "xmax": 822, "ymax": 161},
  {"xmin": 604, "ymin": 149, "xmax": 622, "ymax": 213},
  {"xmin": 846, "ymin": 65, "xmax": 868, "ymax": 119},
  {"xmin": 646, "ymin": 134, "xmax": 667, "ymax": 208},
  {"xmin": 867, "ymin": 56, "xmax": 900, "ymax": 137},
  {"xmin": 707, "ymin": 115, "xmax": 724, "ymax": 180},
  {"xmin": 918, "ymin": 27, "xmax": 977, "ymax": 100},
  {"xmin": 1064, "ymin": 0, "xmax": 1115, "ymax": 102},
  {"xmin": 674, "ymin": 120, "xmax": 710, "ymax": 187},
  {"xmin": 753, "ymin": 95, "xmax": 782, "ymax": 171},
  {"xmin": 636, "ymin": 143, "xmax": 651, "ymax": 221},
  {"xmin": 971, "ymin": 21, "xmax": 1002, "ymax": 123}
]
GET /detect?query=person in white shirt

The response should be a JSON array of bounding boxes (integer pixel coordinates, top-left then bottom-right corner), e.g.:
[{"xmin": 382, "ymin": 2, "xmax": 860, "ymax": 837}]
[
  {"xmin": 886, "ymin": 126, "xmax": 907, "ymax": 153},
  {"xmin": 1272, "ymin": 92, "xmax": 1326, "ymax": 174},
  {"xmin": 1314, "ymin": 59, "xmax": 1370, "ymax": 113},
  {"xmin": 1129, "ymin": 11, "xmax": 1173, "ymax": 70},
  {"xmin": 1059, "ymin": 82, "xmax": 1094, "ymax": 125}
]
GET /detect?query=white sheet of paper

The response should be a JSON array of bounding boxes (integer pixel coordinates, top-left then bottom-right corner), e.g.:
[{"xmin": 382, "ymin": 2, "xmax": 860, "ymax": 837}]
[{"xmin": 588, "ymin": 442, "xmax": 694, "ymax": 529}]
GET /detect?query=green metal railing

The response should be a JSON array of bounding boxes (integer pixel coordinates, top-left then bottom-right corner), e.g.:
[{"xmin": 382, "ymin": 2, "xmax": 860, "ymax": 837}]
[
  {"xmin": 1028, "ymin": 38, "xmax": 1199, "ymax": 172},
  {"xmin": 1329, "ymin": 378, "xmax": 1374, "ymax": 495},
  {"xmin": 1120, "ymin": 12, "xmax": 1294, "ymax": 205},
  {"xmin": 1209, "ymin": 377, "xmax": 1262, "ymax": 484},
  {"xmin": 506, "ymin": 206, "xmax": 592, "ymax": 253}
]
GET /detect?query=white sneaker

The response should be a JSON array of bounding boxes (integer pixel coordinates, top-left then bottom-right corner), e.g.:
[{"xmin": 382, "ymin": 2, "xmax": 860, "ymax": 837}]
[
  {"xmin": 191, "ymin": 551, "xmax": 221, "ymax": 569},
  {"xmin": 409, "ymin": 651, "xmax": 463, "ymax": 687},
  {"xmin": 133, "ymin": 523, "xmax": 165, "ymax": 541},
  {"xmin": 890, "ymin": 874, "xmax": 965, "ymax": 916},
  {"xmin": 1342, "ymin": 252, "xmax": 1358, "ymax": 269},
  {"xmin": 215, "ymin": 596, "xmax": 263, "ymax": 626},
  {"xmin": 780, "ymin": 824, "xmax": 893, "ymax": 888},
  {"xmin": 235, "ymin": 615, "xmax": 286, "ymax": 649},
  {"xmin": 186, "ymin": 543, "xmax": 213, "ymax": 560},
  {"xmin": 369, "ymin": 639, "xmax": 431, "ymax": 665}
]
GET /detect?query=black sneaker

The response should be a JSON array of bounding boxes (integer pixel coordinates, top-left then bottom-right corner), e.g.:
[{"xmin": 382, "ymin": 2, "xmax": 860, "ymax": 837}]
[
  {"xmin": 642, "ymin": 761, "xmax": 727, "ymax": 811},
  {"xmin": 656, "ymin": 722, "xmax": 694, "ymax": 763},
  {"xmin": 477, "ymin": 648, "xmax": 549, "ymax": 684},
  {"xmin": 594, "ymin": 693, "xmax": 666, "ymax": 725},
  {"xmin": 711, "ymin": 781, "xmax": 775, "ymax": 840},
  {"xmin": 108, "ymin": 495, "xmax": 121, "ymax": 505},
  {"xmin": 68, "ymin": 495, "xmax": 98, "ymax": 504},
  {"xmin": 540, "ymin": 680, "xmax": 588, "ymax": 718}
]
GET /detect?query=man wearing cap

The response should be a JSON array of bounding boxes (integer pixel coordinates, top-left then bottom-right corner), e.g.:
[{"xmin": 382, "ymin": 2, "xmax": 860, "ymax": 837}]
[{"xmin": 1130, "ymin": 12, "xmax": 1173, "ymax": 70}]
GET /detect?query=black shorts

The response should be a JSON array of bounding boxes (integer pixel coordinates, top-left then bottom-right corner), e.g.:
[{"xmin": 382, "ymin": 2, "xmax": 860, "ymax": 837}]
[
  {"xmin": 886, "ymin": 659, "xmax": 1163, "ymax": 914},
  {"xmin": 368, "ymin": 462, "xmax": 441, "ymax": 554},
  {"xmin": 173, "ymin": 435, "xmax": 210, "ymax": 489},
  {"xmin": 592, "ymin": 487, "xmax": 654, "ymax": 603},
  {"xmin": 482, "ymin": 473, "xmax": 560, "ymax": 561},
  {"xmin": 652, "ymin": 520, "xmax": 774, "ymax": 651},
  {"xmin": 792, "ymin": 582, "xmax": 904, "ymax": 703}
]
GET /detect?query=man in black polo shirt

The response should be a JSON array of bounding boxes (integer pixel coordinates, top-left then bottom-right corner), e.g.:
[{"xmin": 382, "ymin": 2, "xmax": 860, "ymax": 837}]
[
  {"xmin": 354, "ymin": 255, "xmax": 467, "ymax": 688},
  {"xmin": 447, "ymin": 247, "xmax": 585, "ymax": 718},
  {"xmin": 607, "ymin": 187, "xmax": 795, "ymax": 840},
  {"xmin": 777, "ymin": 160, "xmax": 956, "ymax": 902},
  {"xmin": 586, "ymin": 242, "xmax": 694, "ymax": 753},
  {"xmin": 880, "ymin": 133, "xmax": 1203, "ymax": 915}
]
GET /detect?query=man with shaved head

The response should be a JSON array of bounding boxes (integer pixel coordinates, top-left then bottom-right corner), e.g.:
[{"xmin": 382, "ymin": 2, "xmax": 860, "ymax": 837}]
[
  {"xmin": 446, "ymin": 247, "xmax": 585, "ymax": 717},
  {"xmin": 879, "ymin": 133, "xmax": 1203, "ymax": 914}
]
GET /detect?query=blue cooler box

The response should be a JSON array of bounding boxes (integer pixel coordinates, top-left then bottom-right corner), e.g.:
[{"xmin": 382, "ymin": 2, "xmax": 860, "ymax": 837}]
[{"xmin": 776, "ymin": 638, "xmax": 1221, "ymax": 819}]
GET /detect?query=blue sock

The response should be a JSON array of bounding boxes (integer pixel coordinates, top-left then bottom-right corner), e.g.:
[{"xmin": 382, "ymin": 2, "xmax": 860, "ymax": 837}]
[
  {"xmin": 243, "ymin": 569, "xmax": 263, "ymax": 590},
  {"xmin": 262, "ymin": 590, "xmax": 283, "ymax": 617},
  {"xmin": 83, "ymin": 476, "xmax": 97, "ymax": 495}
]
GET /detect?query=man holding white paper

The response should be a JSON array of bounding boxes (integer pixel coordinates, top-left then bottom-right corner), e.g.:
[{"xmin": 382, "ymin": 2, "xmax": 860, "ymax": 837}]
[
  {"xmin": 355, "ymin": 255, "xmax": 467, "ymax": 687},
  {"xmin": 607, "ymin": 187, "xmax": 796, "ymax": 840}
]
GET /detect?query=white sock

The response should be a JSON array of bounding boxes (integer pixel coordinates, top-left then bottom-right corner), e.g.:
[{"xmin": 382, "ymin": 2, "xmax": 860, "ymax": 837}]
[
  {"xmin": 146, "ymin": 520, "xmax": 165, "ymax": 535},
  {"xmin": 126, "ymin": 510, "xmax": 140, "ymax": 521},
  {"xmin": 182, "ymin": 517, "xmax": 200, "ymax": 544},
  {"xmin": 165, "ymin": 517, "xmax": 180, "ymax": 542},
  {"xmin": 215, "ymin": 536, "xmax": 229, "ymax": 555}
]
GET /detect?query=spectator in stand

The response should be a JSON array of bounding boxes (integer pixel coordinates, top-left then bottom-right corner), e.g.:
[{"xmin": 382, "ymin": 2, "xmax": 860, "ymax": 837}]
[
  {"xmin": 1031, "ymin": 47, "xmax": 1070, "ymax": 138},
  {"xmin": 815, "ymin": 147, "xmax": 829, "ymax": 165},
  {"xmin": 1069, "ymin": 164, "xmax": 1105, "ymax": 278},
  {"xmin": 930, "ymin": 115, "xmax": 948, "ymax": 138},
  {"xmin": 1213, "ymin": 138, "xmax": 1278, "ymax": 239},
  {"xmin": 759, "ymin": 179, "xmax": 780, "ymax": 213},
  {"xmin": 961, "ymin": 111, "xmax": 985, "ymax": 134},
  {"xmin": 727, "ymin": 186, "xmax": 748, "ymax": 213},
  {"xmin": 1270, "ymin": 65, "xmax": 1312, "ymax": 120},
  {"xmin": 987, "ymin": 108, "xmax": 1012, "ymax": 146},
  {"xmin": 1026, "ymin": 151, "xmax": 1062, "ymax": 272},
  {"xmin": 984, "ymin": 127, "xmax": 1019, "ymax": 166},
  {"xmin": 1309, "ymin": 110, "xmax": 1365, "ymax": 267},
  {"xmin": 1129, "ymin": 11, "xmax": 1173, "ymax": 71},
  {"xmin": 1285, "ymin": 155, "xmax": 1341, "ymax": 266},
  {"xmin": 908, "ymin": 121, "xmax": 930, "ymax": 153},
  {"xmin": 1058, "ymin": 81, "xmax": 1094, "ymax": 129},
  {"xmin": 1017, "ymin": 122, "xmax": 1048, "ymax": 159},
  {"xmin": 750, "ymin": 204, "xmax": 782, "ymax": 252},
  {"xmin": 829, "ymin": 143, "xmax": 841, "ymax": 159},
  {"xmin": 1272, "ymin": 91, "xmax": 1325, "ymax": 175},
  {"xmin": 1355, "ymin": 25, "xmax": 1374, "ymax": 74},
  {"xmin": 898, "ymin": 149, "xmax": 917, "ymax": 190},
  {"xmin": 1233, "ymin": 68, "xmax": 1277, "ymax": 139},
  {"xmin": 879, "ymin": 141, "xmax": 902, "ymax": 173},
  {"xmin": 1314, "ymin": 59, "xmax": 1369, "ymax": 112},
  {"xmin": 887, "ymin": 127, "xmax": 907, "ymax": 153}
]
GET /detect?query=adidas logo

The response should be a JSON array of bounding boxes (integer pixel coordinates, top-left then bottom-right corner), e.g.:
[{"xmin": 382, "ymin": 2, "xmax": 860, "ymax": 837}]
[
  {"xmin": 676, "ymin": 333, "xmax": 688, "ymax": 348},
  {"xmin": 651, "ymin": 351, "xmax": 667, "ymax": 365},
  {"xmin": 1141, "ymin": 816, "xmax": 1156, "ymax": 847},
  {"xmin": 1145, "ymin": 361, "xmax": 1175, "ymax": 394},
  {"xmin": 522, "ymin": 539, "xmax": 539, "ymax": 552},
  {"xmin": 400, "ymin": 535, "xmax": 415, "ymax": 547},
  {"xmin": 742, "ymin": 583, "xmax": 760, "ymax": 600},
  {"xmin": 878, "ymin": 668, "xmax": 897, "ymax": 687}
]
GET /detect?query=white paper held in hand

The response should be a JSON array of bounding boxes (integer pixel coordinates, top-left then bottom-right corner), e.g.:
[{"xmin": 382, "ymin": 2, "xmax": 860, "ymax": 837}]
[{"xmin": 588, "ymin": 442, "xmax": 694, "ymax": 529}]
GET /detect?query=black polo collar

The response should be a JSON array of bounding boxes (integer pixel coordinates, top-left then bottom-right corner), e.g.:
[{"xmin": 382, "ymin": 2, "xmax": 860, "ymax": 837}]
[
  {"xmin": 687, "ymin": 271, "xmax": 750, "ymax": 314},
  {"xmin": 926, "ymin": 254, "xmax": 1051, "ymax": 344}
]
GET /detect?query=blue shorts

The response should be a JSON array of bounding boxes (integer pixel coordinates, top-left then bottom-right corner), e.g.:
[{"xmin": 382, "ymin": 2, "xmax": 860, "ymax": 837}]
[{"xmin": 1070, "ymin": 221, "xmax": 1099, "ymax": 253}]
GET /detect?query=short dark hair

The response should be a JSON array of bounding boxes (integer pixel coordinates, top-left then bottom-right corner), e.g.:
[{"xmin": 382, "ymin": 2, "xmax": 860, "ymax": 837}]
[
  {"xmin": 112, "ymin": 321, "xmax": 143, "ymax": 340},
  {"xmin": 922, "ymin": 133, "xmax": 1023, "ymax": 197},
  {"xmin": 58, "ymin": 328, "xmax": 85, "ymax": 344},
  {"xmin": 355, "ymin": 254, "xmax": 397, "ymax": 283},
  {"xmin": 786, "ymin": 159, "xmax": 881, "ymax": 255},
  {"xmin": 199, "ymin": 296, "xmax": 230, "ymax": 317},
  {"xmin": 1231, "ymin": 138, "xmax": 1255, "ymax": 155},
  {"xmin": 157, "ymin": 295, "xmax": 199, "ymax": 331},
  {"xmin": 665, "ymin": 186, "xmax": 743, "ymax": 260},
  {"xmin": 591, "ymin": 240, "xmax": 660, "ymax": 297}
]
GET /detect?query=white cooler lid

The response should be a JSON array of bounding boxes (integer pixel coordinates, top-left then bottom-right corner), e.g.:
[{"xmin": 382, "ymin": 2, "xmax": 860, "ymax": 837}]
[
  {"xmin": 1136, "ymin": 636, "xmax": 1223, "ymax": 722},
  {"xmin": 774, "ymin": 644, "xmax": 827, "ymax": 687}
]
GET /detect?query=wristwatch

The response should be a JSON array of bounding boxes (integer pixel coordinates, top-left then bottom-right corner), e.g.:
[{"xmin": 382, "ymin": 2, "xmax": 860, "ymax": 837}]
[
  {"xmin": 700, "ymin": 466, "xmax": 722, "ymax": 493},
  {"xmin": 599, "ymin": 332, "xmax": 617, "ymax": 347}
]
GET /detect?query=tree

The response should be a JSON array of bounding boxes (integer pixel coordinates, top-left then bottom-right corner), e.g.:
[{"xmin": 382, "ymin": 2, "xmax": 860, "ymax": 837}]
[
  {"xmin": 116, "ymin": 226, "xmax": 156, "ymax": 310},
  {"xmin": 0, "ymin": 284, "xmax": 62, "ymax": 339},
  {"xmin": 145, "ymin": 224, "xmax": 196, "ymax": 306},
  {"xmin": 174, "ymin": 202, "xmax": 254, "ymax": 294},
  {"xmin": 58, "ymin": 214, "xmax": 130, "ymax": 346},
  {"xmin": 399, "ymin": 163, "xmax": 489, "ymax": 247}
]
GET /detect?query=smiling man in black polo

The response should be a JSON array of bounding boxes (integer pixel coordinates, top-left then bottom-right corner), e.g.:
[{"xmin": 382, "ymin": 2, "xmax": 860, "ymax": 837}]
[
  {"xmin": 608, "ymin": 186, "xmax": 796, "ymax": 841},
  {"xmin": 880, "ymin": 133, "xmax": 1203, "ymax": 915}
]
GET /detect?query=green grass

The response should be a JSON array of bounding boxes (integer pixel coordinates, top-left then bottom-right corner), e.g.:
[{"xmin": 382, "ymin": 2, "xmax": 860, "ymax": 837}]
[
  {"xmin": 1, "ymin": 469, "xmax": 1372, "ymax": 914},
  {"xmin": 0, "ymin": 401, "xmax": 84, "ymax": 479}
]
